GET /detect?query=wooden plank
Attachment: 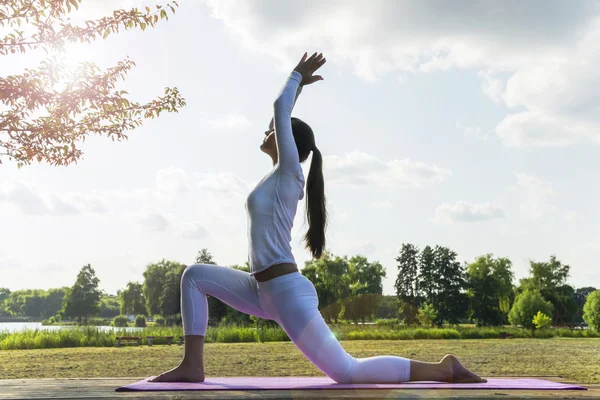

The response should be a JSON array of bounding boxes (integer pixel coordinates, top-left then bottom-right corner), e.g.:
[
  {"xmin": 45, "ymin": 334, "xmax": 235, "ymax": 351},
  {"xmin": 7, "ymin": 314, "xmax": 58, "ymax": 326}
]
[{"xmin": 0, "ymin": 377, "xmax": 597, "ymax": 400}]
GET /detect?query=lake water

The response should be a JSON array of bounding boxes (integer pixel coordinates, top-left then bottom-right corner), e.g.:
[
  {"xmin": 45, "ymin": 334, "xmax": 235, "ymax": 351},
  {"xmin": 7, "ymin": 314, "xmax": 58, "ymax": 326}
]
[{"xmin": 0, "ymin": 322, "xmax": 143, "ymax": 333}]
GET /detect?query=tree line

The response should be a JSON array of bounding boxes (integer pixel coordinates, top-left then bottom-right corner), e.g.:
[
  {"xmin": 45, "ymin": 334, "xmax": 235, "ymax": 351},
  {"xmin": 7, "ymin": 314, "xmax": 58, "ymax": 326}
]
[{"xmin": 1, "ymin": 245, "xmax": 598, "ymax": 331}]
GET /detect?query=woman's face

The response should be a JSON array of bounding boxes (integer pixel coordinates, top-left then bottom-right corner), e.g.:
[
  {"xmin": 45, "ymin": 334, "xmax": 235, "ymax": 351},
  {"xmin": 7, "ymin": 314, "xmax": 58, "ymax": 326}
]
[{"xmin": 260, "ymin": 128, "xmax": 276, "ymax": 153}]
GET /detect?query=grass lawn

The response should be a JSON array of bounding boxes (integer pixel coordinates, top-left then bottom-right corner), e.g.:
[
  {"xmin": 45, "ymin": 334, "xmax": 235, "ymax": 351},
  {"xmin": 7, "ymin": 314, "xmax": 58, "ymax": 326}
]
[{"xmin": 1, "ymin": 338, "xmax": 599, "ymax": 384}]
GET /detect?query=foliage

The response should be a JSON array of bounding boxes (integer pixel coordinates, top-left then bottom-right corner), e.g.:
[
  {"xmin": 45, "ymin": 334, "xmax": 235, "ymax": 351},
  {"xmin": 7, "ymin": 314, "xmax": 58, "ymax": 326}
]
[
  {"xmin": 112, "ymin": 315, "xmax": 129, "ymax": 327},
  {"xmin": 508, "ymin": 289, "xmax": 554, "ymax": 330},
  {"xmin": 142, "ymin": 259, "xmax": 186, "ymax": 317},
  {"xmin": 416, "ymin": 302, "xmax": 437, "ymax": 327},
  {"xmin": 134, "ymin": 315, "xmax": 146, "ymax": 327},
  {"xmin": 0, "ymin": 0, "xmax": 185, "ymax": 166},
  {"xmin": 465, "ymin": 254, "xmax": 515, "ymax": 326},
  {"xmin": 61, "ymin": 264, "xmax": 102, "ymax": 323},
  {"xmin": 0, "ymin": 287, "xmax": 68, "ymax": 319},
  {"xmin": 3, "ymin": 324, "xmax": 599, "ymax": 351},
  {"xmin": 583, "ymin": 290, "xmax": 600, "ymax": 332},
  {"xmin": 303, "ymin": 252, "xmax": 386, "ymax": 323},
  {"xmin": 98, "ymin": 295, "xmax": 120, "ymax": 319},
  {"xmin": 518, "ymin": 256, "xmax": 578, "ymax": 326},
  {"xmin": 195, "ymin": 248, "xmax": 216, "ymax": 265},
  {"xmin": 394, "ymin": 243, "xmax": 420, "ymax": 324},
  {"xmin": 532, "ymin": 311, "xmax": 552, "ymax": 330},
  {"xmin": 119, "ymin": 282, "xmax": 145, "ymax": 316}
]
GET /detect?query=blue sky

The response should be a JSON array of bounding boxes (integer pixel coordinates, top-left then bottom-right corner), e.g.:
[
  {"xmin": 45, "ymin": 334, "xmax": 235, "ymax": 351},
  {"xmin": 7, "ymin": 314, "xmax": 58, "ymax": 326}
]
[{"xmin": 1, "ymin": 0, "xmax": 599, "ymax": 295}]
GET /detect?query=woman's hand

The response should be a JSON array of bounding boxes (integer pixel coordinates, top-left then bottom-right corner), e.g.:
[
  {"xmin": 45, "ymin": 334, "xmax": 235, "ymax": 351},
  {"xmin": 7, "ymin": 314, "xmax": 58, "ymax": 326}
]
[{"xmin": 293, "ymin": 52, "xmax": 326, "ymax": 86}]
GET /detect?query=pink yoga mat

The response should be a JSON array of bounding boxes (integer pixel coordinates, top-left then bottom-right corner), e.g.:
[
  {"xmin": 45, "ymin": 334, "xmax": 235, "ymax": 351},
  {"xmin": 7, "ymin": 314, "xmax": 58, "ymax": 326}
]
[{"xmin": 115, "ymin": 377, "xmax": 587, "ymax": 391}]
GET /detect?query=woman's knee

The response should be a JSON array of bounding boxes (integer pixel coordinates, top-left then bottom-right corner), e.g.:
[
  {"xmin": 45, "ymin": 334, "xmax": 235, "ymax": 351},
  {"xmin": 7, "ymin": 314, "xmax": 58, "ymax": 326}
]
[
  {"xmin": 181, "ymin": 263, "xmax": 216, "ymax": 284},
  {"xmin": 328, "ymin": 367, "xmax": 354, "ymax": 384}
]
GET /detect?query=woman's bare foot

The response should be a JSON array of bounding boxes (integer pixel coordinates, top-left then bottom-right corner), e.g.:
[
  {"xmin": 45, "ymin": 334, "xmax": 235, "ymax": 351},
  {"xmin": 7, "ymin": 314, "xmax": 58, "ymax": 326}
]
[
  {"xmin": 440, "ymin": 354, "xmax": 487, "ymax": 383},
  {"xmin": 149, "ymin": 362, "xmax": 205, "ymax": 383}
]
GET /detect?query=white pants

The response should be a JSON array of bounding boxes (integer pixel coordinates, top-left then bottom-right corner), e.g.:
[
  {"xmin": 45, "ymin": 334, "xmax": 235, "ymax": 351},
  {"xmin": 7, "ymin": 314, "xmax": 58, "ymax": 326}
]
[{"xmin": 180, "ymin": 264, "xmax": 411, "ymax": 384}]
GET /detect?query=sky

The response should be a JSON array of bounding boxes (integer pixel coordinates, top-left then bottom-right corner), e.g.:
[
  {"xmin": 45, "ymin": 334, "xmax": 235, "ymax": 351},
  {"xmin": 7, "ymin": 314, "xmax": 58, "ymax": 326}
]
[{"xmin": 1, "ymin": 0, "xmax": 599, "ymax": 296}]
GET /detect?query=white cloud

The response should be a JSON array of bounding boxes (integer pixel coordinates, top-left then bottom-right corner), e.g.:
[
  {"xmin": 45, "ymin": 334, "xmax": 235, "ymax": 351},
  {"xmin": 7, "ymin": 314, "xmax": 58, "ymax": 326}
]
[
  {"xmin": 456, "ymin": 121, "xmax": 488, "ymax": 140},
  {"xmin": 201, "ymin": 0, "xmax": 597, "ymax": 76},
  {"xmin": 515, "ymin": 172, "xmax": 555, "ymax": 220},
  {"xmin": 373, "ymin": 200, "xmax": 392, "ymax": 209},
  {"xmin": 0, "ymin": 255, "xmax": 22, "ymax": 271},
  {"xmin": 2, "ymin": 181, "xmax": 52, "ymax": 215},
  {"xmin": 478, "ymin": 70, "xmax": 505, "ymax": 104},
  {"xmin": 196, "ymin": 172, "xmax": 251, "ymax": 197},
  {"xmin": 138, "ymin": 205, "xmax": 170, "ymax": 232},
  {"xmin": 565, "ymin": 211, "xmax": 578, "ymax": 230},
  {"xmin": 325, "ymin": 151, "xmax": 451, "ymax": 188},
  {"xmin": 156, "ymin": 167, "xmax": 192, "ymax": 197},
  {"xmin": 48, "ymin": 194, "xmax": 81, "ymax": 216},
  {"xmin": 177, "ymin": 222, "xmax": 209, "ymax": 239},
  {"xmin": 333, "ymin": 240, "xmax": 377, "ymax": 257},
  {"xmin": 0, "ymin": 181, "xmax": 110, "ymax": 216},
  {"xmin": 434, "ymin": 201, "xmax": 506, "ymax": 223},
  {"xmin": 204, "ymin": 113, "xmax": 253, "ymax": 132},
  {"xmin": 200, "ymin": 1, "xmax": 600, "ymax": 147}
]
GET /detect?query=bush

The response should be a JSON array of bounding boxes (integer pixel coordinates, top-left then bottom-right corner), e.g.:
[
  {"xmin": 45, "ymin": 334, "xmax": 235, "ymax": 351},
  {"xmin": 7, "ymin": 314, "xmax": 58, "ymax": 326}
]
[
  {"xmin": 583, "ymin": 290, "xmax": 600, "ymax": 332},
  {"xmin": 86, "ymin": 318, "xmax": 112, "ymax": 326},
  {"xmin": 532, "ymin": 311, "xmax": 552, "ymax": 330},
  {"xmin": 134, "ymin": 315, "xmax": 146, "ymax": 327},
  {"xmin": 112, "ymin": 315, "xmax": 129, "ymax": 327},
  {"xmin": 508, "ymin": 289, "xmax": 554, "ymax": 330},
  {"xmin": 154, "ymin": 315, "xmax": 166, "ymax": 326},
  {"xmin": 416, "ymin": 302, "xmax": 437, "ymax": 327},
  {"xmin": 216, "ymin": 327, "xmax": 258, "ymax": 342}
]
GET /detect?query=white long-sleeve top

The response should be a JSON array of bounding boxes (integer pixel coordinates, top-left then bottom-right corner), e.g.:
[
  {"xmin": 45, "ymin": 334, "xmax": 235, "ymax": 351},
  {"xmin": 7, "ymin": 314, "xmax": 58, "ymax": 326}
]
[{"xmin": 245, "ymin": 71, "xmax": 305, "ymax": 276}]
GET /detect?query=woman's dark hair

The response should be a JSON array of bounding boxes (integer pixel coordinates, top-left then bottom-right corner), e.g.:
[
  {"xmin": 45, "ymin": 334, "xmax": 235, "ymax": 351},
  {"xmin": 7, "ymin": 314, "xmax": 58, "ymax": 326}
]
[{"xmin": 291, "ymin": 117, "xmax": 327, "ymax": 259}]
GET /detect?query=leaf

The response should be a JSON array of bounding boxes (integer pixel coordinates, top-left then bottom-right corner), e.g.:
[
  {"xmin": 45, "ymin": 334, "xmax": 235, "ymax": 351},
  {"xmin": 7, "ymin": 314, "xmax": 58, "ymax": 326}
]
[
  {"xmin": 140, "ymin": 23, "xmax": 146, "ymax": 31},
  {"xmin": 160, "ymin": 10, "xmax": 167, "ymax": 19},
  {"xmin": 145, "ymin": 6, "xmax": 150, "ymax": 13}
]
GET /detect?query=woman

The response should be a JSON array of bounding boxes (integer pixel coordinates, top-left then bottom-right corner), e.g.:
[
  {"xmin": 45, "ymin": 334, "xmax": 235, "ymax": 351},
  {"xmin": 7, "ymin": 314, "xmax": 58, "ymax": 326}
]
[{"xmin": 151, "ymin": 52, "xmax": 486, "ymax": 384}]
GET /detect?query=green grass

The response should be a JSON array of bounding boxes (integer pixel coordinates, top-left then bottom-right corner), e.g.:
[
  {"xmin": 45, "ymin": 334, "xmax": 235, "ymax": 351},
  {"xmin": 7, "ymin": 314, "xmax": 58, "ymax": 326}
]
[
  {"xmin": 1, "ymin": 324, "xmax": 598, "ymax": 350},
  {"xmin": 0, "ymin": 338, "xmax": 599, "ymax": 384}
]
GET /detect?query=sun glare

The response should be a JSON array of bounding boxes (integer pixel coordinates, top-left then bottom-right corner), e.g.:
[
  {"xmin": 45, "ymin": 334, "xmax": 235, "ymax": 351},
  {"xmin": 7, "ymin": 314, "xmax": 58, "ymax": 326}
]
[{"xmin": 55, "ymin": 43, "xmax": 102, "ymax": 91}]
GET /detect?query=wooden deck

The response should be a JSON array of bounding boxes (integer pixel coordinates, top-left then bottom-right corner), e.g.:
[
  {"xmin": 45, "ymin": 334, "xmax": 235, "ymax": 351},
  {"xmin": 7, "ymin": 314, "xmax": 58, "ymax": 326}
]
[{"xmin": 0, "ymin": 376, "xmax": 598, "ymax": 399}]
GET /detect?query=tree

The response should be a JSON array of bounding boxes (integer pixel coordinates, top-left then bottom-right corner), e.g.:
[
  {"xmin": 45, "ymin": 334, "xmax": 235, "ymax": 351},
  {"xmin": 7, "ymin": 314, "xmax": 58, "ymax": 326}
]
[
  {"xmin": 61, "ymin": 264, "xmax": 102, "ymax": 323},
  {"xmin": 98, "ymin": 295, "xmax": 120, "ymax": 319},
  {"xmin": 465, "ymin": 254, "xmax": 515, "ymax": 326},
  {"xmin": 532, "ymin": 311, "xmax": 552, "ymax": 330},
  {"xmin": 302, "ymin": 252, "xmax": 348, "ymax": 322},
  {"xmin": 158, "ymin": 263, "xmax": 186, "ymax": 317},
  {"xmin": 142, "ymin": 260, "xmax": 172, "ymax": 316},
  {"xmin": 519, "ymin": 255, "xmax": 570, "ymax": 291},
  {"xmin": 195, "ymin": 248, "xmax": 216, "ymax": 265},
  {"xmin": 0, "ymin": 288, "xmax": 10, "ymax": 307},
  {"xmin": 43, "ymin": 288, "xmax": 69, "ymax": 319},
  {"xmin": 574, "ymin": 286, "xmax": 597, "ymax": 325},
  {"xmin": 508, "ymin": 289, "xmax": 554, "ymax": 332},
  {"xmin": 583, "ymin": 290, "xmax": 600, "ymax": 332},
  {"xmin": 346, "ymin": 255, "xmax": 386, "ymax": 296},
  {"xmin": 302, "ymin": 253, "xmax": 385, "ymax": 323},
  {"xmin": 120, "ymin": 282, "xmax": 146, "ymax": 316},
  {"xmin": 418, "ymin": 246, "xmax": 437, "ymax": 301},
  {"xmin": 432, "ymin": 246, "xmax": 468, "ymax": 326},
  {"xmin": 141, "ymin": 259, "xmax": 185, "ymax": 317},
  {"xmin": 416, "ymin": 302, "xmax": 437, "ymax": 328},
  {"xmin": 1, "ymin": 0, "xmax": 185, "ymax": 167},
  {"xmin": 395, "ymin": 243, "xmax": 421, "ymax": 324},
  {"xmin": 518, "ymin": 256, "xmax": 576, "ymax": 326},
  {"xmin": 395, "ymin": 243, "xmax": 419, "ymax": 299}
]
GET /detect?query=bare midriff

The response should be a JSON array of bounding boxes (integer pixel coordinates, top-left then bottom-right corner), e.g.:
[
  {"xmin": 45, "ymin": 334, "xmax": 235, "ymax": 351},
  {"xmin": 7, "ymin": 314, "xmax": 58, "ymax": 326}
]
[{"xmin": 253, "ymin": 262, "xmax": 299, "ymax": 282}]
